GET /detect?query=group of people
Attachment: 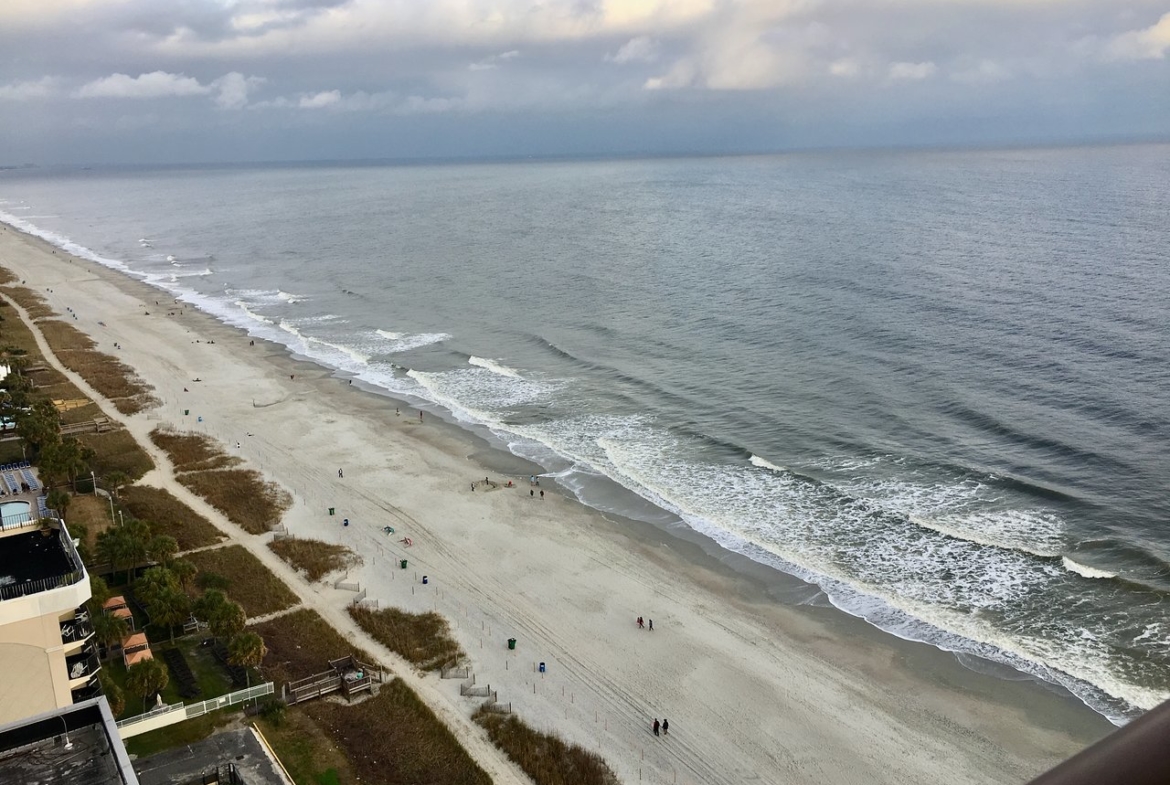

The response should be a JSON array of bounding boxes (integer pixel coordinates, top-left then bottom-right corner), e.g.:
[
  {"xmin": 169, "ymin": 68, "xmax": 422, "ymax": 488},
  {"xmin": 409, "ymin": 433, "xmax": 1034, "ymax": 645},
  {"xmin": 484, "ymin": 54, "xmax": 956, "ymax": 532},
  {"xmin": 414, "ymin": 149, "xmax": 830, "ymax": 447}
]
[
  {"xmin": 652, "ymin": 718, "xmax": 669, "ymax": 736},
  {"xmin": 636, "ymin": 616, "xmax": 654, "ymax": 631}
]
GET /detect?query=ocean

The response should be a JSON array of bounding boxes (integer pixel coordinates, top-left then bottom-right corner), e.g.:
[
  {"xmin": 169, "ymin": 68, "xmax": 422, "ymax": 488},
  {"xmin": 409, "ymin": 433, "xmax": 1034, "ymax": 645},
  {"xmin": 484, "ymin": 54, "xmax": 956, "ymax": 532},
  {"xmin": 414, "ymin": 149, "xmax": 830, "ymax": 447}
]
[{"xmin": 2, "ymin": 144, "xmax": 1168, "ymax": 724}]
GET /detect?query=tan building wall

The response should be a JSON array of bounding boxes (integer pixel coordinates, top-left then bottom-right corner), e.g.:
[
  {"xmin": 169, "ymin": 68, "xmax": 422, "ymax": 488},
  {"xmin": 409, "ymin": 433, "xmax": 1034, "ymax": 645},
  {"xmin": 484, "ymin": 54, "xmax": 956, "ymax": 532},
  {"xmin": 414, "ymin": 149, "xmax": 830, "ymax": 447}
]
[{"xmin": 0, "ymin": 642, "xmax": 60, "ymax": 724}]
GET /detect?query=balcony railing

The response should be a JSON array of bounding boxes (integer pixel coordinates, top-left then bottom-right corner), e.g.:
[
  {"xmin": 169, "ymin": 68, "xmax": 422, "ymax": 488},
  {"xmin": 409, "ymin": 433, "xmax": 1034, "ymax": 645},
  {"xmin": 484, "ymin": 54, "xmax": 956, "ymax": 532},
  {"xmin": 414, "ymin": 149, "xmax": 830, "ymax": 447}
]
[
  {"xmin": 0, "ymin": 525, "xmax": 85, "ymax": 602},
  {"xmin": 65, "ymin": 647, "xmax": 101, "ymax": 682},
  {"xmin": 71, "ymin": 673, "xmax": 101, "ymax": 704},
  {"xmin": 61, "ymin": 613, "xmax": 95, "ymax": 644}
]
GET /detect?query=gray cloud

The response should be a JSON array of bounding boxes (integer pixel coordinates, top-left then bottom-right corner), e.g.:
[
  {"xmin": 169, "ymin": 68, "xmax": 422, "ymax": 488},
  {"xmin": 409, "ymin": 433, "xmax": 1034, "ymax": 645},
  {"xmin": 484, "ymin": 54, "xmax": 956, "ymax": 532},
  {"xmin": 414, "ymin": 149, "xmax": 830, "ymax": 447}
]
[{"xmin": 0, "ymin": 0, "xmax": 1167, "ymax": 163}]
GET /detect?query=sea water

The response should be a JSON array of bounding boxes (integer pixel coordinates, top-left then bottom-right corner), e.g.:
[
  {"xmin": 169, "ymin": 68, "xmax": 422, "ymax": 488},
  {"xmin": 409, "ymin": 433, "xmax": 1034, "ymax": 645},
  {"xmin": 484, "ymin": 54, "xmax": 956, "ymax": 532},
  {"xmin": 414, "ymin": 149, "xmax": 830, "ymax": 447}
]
[{"xmin": 3, "ymin": 144, "xmax": 1169, "ymax": 723}]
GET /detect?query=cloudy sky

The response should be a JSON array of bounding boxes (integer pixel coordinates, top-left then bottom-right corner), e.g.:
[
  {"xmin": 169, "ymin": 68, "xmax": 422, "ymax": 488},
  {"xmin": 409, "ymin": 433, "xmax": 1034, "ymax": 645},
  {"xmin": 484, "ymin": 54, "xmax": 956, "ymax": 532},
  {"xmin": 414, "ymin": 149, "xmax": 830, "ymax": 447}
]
[{"xmin": 1, "ymin": 0, "xmax": 1168, "ymax": 164}]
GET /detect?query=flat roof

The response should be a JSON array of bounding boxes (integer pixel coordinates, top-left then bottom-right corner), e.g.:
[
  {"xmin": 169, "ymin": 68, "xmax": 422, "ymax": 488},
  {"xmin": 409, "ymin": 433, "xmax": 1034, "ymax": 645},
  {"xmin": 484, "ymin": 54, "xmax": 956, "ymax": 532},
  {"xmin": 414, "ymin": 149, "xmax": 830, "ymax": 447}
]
[
  {"xmin": 0, "ymin": 698, "xmax": 138, "ymax": 785},
  {"xmin": 0, "ymin": 528, "xmax": 74, "ymax": 588}
]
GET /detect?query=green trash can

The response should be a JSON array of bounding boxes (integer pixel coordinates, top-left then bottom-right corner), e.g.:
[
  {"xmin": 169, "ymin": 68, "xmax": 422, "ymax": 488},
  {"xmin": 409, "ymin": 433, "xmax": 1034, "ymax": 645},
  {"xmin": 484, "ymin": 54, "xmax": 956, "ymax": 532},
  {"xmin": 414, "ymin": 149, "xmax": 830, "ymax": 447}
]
[
  {"xmin": 507, "ymin": 638, "xmax": 516, "ymax": 650},
  {"xmin": 183, "ymin": 409, "xmax": 189, "ymax": 416},
  {"xmin": 400, "ymin": 559, "xmax": 408, "ymax": 569},
  {"xmin": 329, "ymin": 507, "xmax": 335, "ymax": 516}
]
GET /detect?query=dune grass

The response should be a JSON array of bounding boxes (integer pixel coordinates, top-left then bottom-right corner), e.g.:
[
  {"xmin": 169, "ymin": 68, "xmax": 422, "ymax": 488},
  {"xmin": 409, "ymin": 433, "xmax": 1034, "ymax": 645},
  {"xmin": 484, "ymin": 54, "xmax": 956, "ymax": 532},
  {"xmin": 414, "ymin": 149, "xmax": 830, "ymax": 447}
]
[
  {"xmin": 119, "ymin": 485, "xmax": 224, "ymax": 551},
  {"xmin": 150, "ymin": 427, "xmax": 290, "ymax": 534},
  {"xmin": 76, "ymin": 430, "xmax": 155, "ymax": 481},
  {"xmin": 1, "ymin": 284, "xmax": 54, "ymax": 319},
  {"xmin": 268, "ymin": 538, "xmax": 360, "ymax": 582},
  {"xmin": 38, "ymin": 319, "xmax": 157, "ymax": 414},
  {"xmin": 149, "ymin": 429, "xmax": 240, "ymax": 472},
  {"xmin": 473, "ymin": 709, "xmax": 620, "ymax": 785},
  {"xmin": 348, "ymin": 606, "xmax": 465, "ymax": 672},
  {"xmin": 178, "ymin": 468, "xmax": 290, "ymax": 534},
  {"xmin": 185, "ymin": 545, "xmax": 298, "ymax": 618},
  {"xmin": 251, "ymin": 608, "xmax": 374, "ymax": 688},
  {"xmin": 304, "ymin": 679, "xmax": 492, "ymax": 785}
]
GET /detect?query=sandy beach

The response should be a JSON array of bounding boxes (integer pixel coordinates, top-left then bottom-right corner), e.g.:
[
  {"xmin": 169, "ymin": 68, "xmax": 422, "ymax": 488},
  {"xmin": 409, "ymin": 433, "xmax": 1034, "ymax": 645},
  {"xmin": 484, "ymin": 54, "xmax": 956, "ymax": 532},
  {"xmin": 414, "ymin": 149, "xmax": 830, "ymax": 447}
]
[{"xmin": 0, "ymin": 223, "xmax": 1110, "ymax": 784}]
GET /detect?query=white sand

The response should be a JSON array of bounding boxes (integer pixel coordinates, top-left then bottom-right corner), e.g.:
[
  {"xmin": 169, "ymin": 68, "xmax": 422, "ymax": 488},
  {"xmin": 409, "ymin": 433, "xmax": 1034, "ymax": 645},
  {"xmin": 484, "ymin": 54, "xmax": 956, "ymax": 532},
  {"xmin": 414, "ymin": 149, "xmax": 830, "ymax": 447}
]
[{"xmin": 0, "ymin": 225, "xmax": 1106, "ymax": 785}]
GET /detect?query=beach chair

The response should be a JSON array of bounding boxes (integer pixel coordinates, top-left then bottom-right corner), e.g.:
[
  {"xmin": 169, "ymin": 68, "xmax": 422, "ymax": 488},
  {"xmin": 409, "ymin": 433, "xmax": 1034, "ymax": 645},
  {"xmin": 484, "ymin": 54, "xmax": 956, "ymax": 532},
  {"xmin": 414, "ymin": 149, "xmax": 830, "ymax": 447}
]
[
  {"xmin": 4, "ymin": 474, "xmax": 20, "ymax": 495},
  {"xmin": 21, "ymin": 469, "xmax": 38, "ymax": 491}
]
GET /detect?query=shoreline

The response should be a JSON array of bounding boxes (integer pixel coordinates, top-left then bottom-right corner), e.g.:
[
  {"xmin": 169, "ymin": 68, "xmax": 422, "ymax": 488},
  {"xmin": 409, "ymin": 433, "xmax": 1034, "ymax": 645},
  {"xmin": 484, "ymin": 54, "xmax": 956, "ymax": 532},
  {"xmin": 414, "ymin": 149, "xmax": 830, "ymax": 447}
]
[{"xmin": 0, "ymin": 222, "xmax": 1111, "ymax": 783}]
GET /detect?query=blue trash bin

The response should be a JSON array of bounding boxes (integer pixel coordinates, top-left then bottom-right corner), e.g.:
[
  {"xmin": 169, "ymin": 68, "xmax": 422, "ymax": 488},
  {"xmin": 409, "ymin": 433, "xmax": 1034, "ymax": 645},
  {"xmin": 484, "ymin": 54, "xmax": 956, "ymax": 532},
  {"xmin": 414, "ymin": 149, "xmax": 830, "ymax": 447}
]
[
  {"xmin": 343, "ymin": 518, "xmax": 349, "ymax": 527},
  {"xmin": 539, "ymin": 662, "xmax": 546, "ymax": 673}
]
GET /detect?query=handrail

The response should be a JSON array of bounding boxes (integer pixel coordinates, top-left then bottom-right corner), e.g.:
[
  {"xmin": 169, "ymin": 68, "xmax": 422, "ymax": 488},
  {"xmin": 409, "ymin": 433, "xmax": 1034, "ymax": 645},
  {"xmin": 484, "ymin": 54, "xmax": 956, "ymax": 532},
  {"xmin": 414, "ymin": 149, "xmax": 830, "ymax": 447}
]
[
  {"xmin": 1027, "ymin": 699, "xmax": 1170, "ymax": 785},
  {"xmin": 0, "ymin": 523, "xmax": 86, "ymax": 601}
]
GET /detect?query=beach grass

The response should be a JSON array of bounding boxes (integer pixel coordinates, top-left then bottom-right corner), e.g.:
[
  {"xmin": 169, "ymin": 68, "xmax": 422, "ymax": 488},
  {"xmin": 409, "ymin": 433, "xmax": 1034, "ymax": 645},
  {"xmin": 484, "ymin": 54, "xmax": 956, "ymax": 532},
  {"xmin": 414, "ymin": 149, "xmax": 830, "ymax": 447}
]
[
  {"xmin": 178, "ymin": 468, "xmax": 290, "ymax": 534},
  {"xmin": 38, "ymin": 319, "xmax": 157, "ymax": 414},
  {"xmin": 268, "ymin": 538, "xmax": 360, "ymax": 582},
  {"xmin": 0, "ymin": 284, "xmax": 54, "ymax": 319},
  {"xmin": 119, "ymin": 485, "xmax": 224, "ymax": 551},
  {"xmin": 76, "ymin": 430, "xmax": 155, "ymax": 481},
  {"xmin": 185, "ymin": 544, "xmax": 299, "ymax": 618},
  {"xmin": 251, "ymin": 608, "xmax": 373, "ymax": 688},
  {"xmin": 149, "ymin": 428, "xmax": 240, "ymax": 472},
  {"xmin": 302, "ymin": 678, "xmax": 492, "ymax": 785},
  {"xmin": 65, "ymin": 494, "xmax": 114, "ymax": 559},
  {"xmin": 150, "ymin": 427, "xmax": 290, "ymax": 534},
  {"xmin": 348, "ymin": 606, "xmax": 465, "ymax": 672},
  {"xmin": 473, "ymin": 709, "xmax": 620, "ymax": 785}
]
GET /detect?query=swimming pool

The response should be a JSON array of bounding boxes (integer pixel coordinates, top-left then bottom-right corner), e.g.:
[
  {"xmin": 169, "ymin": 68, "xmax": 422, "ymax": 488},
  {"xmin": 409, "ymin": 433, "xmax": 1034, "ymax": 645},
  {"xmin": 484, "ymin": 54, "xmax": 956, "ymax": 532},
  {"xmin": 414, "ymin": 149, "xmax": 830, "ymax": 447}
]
[{"xmin": 0, "ymin": 501, "xmax": 31, "ymax": 527}]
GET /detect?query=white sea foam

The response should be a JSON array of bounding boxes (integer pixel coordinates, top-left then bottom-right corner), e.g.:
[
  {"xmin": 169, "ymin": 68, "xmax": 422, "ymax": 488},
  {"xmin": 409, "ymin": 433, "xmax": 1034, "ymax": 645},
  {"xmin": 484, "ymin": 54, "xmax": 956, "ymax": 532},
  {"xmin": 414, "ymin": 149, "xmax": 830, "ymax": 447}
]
[
  {"xmin": 373, "ymin": 330, "xmax": 449, "ymax": 353},
  {"xmin": 469, "ymin": 356, "xmax": 522, "ymax": 378},
  {"xmin": 749, "ymin": 454, "xmax": 787, "ymax": 474},
  {"xmin": 1062, "ymin": 557, "xmax": 1117, "ymax": 580},
  {"xmin": 235, "ymin": 301, "xmax": 274, "ymax": 326},
  {"xmin": 277, "ymin": 290, "xmax": 306, "ymax": 304},
  {"xmin": 167, "ymin": 255, "xmax": 177, "ymax": 263},
  {"xmin": 0, "ymin": 210, "xmax": 135, "ymax": 274}
]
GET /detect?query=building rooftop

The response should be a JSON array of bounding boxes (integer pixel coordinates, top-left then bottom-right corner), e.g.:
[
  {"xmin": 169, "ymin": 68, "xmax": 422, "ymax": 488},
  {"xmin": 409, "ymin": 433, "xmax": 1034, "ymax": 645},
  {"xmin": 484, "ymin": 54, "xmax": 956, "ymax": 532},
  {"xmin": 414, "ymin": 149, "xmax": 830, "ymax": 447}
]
[
  {"xmin": 0, "ymin": 698, "xmax": 138, "ymax": 785},
  {"xmin": 0, "ymin": 527, "xmax": 80, "ymax": 600},
  {"xmin": 134, "ymin": 727, "xmax": 289, "ymax": 785}
]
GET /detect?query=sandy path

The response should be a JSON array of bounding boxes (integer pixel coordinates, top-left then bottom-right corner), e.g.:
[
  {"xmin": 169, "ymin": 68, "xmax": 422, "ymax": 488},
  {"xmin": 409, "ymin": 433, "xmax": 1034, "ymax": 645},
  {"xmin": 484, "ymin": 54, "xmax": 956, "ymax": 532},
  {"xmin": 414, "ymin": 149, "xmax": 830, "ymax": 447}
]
[
  {"xmin": 0, "ymin": 226, "xmax": 1107, "ymax": 785},
  {"xmin": 0, "ymin": 279, "xmax": 533, "ymax": 785}
]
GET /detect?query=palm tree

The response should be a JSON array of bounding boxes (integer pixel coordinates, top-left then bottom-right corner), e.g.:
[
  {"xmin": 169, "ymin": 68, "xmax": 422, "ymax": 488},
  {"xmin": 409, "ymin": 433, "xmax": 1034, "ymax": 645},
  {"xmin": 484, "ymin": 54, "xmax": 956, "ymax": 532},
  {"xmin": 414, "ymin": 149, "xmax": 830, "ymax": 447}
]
[
  {"xmin": 147, "ymin": 535, "xmax": 178, "ymax": 566},
  {"xmin": 91, "ymin": 612, "xmax": 129, "ymax": 660},
  {"xmin": 98, "ymin": 672, "xmax": 125, "ymax": 717},
  {"xmin": 45, "ymin": 489, "xmax": 70, "ymax": 520},
  {"xmin": 87, "ymin": 574, "xmax": 112, "ymax": 612},
  {"xmin": 211, "ymin": 601, "xmax": 246, "ymax": 640},
  {"xmin": 40, "ymin": 436, "xmax": 94, "ymax": 492},
  {"xmin": 134, "ymin": 566, "xmax": 179, "ymax": 609},
  {"xmin": 103, "ymin": 471, "xmax": 129, "ymax": 499},
  {"xmin": 149, "ymin": 587, "xmax": 191, "ymax": 644},
  {"xmin": 170, "ymin": 559, "xmax": 197, "ymax": 591},
  {"xmin": 228, "ymin": 632, "xmax": 267, "ymax": 688},
  {"xmin": 125, "ymin": 658, "xmax": 169, "ymax": 712}
]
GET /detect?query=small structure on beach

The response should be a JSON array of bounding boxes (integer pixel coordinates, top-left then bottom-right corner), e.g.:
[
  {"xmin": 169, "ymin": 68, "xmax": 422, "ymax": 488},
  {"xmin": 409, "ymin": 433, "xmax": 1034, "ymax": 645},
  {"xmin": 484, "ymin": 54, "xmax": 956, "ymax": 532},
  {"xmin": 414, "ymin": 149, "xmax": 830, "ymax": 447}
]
[{"xmin": 282, "ymin": 654, "xmax": 382, "ymax": 705}]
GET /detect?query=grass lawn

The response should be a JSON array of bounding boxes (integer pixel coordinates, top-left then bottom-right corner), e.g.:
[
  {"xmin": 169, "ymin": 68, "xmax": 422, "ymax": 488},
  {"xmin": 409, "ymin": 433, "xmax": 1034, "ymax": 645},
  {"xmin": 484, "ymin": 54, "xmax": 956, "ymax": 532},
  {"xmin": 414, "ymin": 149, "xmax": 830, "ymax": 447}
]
[
  {"xmin": 251, "ymin": 608, "xmax": 373, "ymax": 689},
  {"xmin": 104, "ymin": 636, "xmax": 240, "ymax": 720},
  {"xmin": 185, "ymin": 545, "xmax": 299, "ymax": 618},
  {"xmin": 255, "ymin": 710, "xmax": 355, "ymax": 785}
]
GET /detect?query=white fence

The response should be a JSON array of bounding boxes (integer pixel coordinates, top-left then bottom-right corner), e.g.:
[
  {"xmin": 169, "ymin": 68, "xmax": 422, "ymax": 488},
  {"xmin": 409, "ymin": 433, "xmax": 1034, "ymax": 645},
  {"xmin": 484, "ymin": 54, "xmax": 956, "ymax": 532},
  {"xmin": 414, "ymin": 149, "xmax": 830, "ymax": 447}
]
[{"xmin": 116, "ymin": 682, "xmax": 274, "ymax": 739}]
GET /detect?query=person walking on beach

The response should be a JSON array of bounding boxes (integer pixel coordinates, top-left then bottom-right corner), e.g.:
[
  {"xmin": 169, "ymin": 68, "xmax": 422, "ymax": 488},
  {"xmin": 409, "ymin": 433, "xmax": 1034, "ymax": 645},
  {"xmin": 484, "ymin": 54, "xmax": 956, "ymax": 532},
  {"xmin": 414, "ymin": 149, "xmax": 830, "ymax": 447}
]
[
  {"xmin": 530, "ymin": 489, "xmax": 534, "ymax": 498},
  {"xmin": 539, "ymin": 490, "xmax": 544, "ymax": 499},
  {"xmin": 338, "ymin": 468, "xmax": 344, "ymax": 478},
  {"xmin": 637, "ymin": 617, "xmax": 644, "ymax": 629},
  {"xmin": 648, "ymin": 619, "xmax": 653, "ymax": 631},
  {"xmin": 652, "ymin": 719, "xmax": 660, "ymax": 737},
  {"xmin": 662, "ymin": 718, "xmax": 669, "ymax": 735},
  {"xmin": 419, "ymin": 411, "xmax": 424, "ymax": 421}
]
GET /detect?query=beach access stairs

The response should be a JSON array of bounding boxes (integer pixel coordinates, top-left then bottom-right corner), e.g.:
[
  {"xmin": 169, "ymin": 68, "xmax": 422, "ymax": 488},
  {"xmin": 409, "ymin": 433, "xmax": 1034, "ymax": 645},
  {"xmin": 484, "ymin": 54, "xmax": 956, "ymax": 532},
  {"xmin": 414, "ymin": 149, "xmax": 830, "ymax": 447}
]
[{"xmin": 282, "ymin": 655, "xmax": 382, "ymax": 705}]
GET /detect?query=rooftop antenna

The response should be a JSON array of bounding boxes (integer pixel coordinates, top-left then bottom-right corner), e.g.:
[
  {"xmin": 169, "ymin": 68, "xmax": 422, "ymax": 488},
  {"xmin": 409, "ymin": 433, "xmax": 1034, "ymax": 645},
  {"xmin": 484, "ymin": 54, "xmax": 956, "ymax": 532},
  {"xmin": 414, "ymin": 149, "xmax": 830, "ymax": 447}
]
[{"xmin": 59, "ymin": 715, "xmax": 72, "ymax": 751}]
